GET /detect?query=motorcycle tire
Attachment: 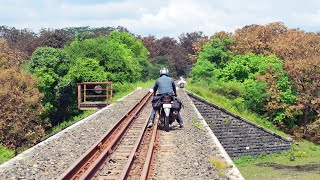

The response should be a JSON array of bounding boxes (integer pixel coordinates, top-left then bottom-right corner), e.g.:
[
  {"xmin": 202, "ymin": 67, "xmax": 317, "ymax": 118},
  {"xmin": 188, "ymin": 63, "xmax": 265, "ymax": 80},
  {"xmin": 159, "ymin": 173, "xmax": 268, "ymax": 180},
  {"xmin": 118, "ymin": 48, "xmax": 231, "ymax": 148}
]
[{"xmin": 164, "ymin": 115, "xmax": 170, "ymax": 132}]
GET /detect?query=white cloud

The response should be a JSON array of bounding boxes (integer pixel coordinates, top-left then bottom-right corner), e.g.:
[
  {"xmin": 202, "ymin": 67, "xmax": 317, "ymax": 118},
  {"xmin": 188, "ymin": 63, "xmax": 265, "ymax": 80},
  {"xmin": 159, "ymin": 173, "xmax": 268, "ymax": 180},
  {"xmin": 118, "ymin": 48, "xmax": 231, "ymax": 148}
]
[
  {"xmin": 292, "ymin": 10, "xmax": 320, "ymax": 26},
  {"xmin": 1, "ymin": 0, "xmax": 320, "ymax": 37}
]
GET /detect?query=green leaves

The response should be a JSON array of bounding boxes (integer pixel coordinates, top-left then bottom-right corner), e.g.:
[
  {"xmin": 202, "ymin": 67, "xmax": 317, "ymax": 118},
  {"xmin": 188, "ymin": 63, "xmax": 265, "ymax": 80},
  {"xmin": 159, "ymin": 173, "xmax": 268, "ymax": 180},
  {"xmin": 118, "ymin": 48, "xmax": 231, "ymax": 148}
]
[
  {"xmin": 198, "ymin": 38, "xmax": 234, "ymax": 67},
  {"xmin": 190, "ymin": 59, "xmax": 215, "ymax": 83},
  {"xmin": 29, "ymin": 47, "xmax": 70, "ymax": 76},
  {"xmin": 28, "ymin": 30, "xmax": 153, "ymax": 126},
  {"xmin": 67, "ymin": 58, "xmax": 108, "ymax": 82},
  {"xmin": 190, "ymin": 37, "xmax": 297, "ymax": 125},
  {"xmin": 65, "ymin": 33, "xmax": 149, "ymax": 83}
]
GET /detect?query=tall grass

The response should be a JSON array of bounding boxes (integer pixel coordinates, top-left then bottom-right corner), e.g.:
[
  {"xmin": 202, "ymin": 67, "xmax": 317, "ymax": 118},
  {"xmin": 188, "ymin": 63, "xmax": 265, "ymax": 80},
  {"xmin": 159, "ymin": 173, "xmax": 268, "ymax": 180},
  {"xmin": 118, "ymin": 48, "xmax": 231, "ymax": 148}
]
[
  {"xmin": 46, "ymin": 110, "xmax": 96, "ymax": 136},
  {"xmin": 233, "ymin": 140, "xmax": 320, "ymax": 179},
  {"xmin": 0, "ymin": 143, "xmax": 14, "ymax": 164},
  {"xmin": 234, "ymin": 140, "xmax": 320, "ymax": 167}
]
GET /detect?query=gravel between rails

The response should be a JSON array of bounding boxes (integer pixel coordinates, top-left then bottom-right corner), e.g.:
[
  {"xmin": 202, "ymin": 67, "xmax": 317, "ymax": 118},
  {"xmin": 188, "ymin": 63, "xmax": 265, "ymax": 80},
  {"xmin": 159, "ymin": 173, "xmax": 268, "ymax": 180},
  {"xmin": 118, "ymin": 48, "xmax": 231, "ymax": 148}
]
[
  {"xmin": 0, "ymin": 88, "xmax": 149, "ymax": 179},
  {"xmin": 151, "ymin": 89, "xmax": 244, "ymax": 180}
]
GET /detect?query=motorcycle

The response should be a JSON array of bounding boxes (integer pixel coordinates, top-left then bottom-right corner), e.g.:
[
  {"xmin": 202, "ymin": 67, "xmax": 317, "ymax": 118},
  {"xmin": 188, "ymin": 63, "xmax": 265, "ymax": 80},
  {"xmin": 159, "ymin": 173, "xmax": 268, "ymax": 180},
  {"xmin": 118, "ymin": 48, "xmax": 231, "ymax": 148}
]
[{"xmin": 158, "ymin": 94, "xmax": 179, "ymax": 132}]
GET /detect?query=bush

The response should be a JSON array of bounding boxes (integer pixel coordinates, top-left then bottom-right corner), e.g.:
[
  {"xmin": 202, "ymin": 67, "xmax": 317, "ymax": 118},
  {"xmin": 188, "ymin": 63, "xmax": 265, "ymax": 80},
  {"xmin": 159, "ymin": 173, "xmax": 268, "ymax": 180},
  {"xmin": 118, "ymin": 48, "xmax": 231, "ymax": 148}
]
[
  {"xmin": 0, "ymin": 143, "xmax": 14, "ymax": 164},
  {"xmin": 209, "ymin": 81, "xmax": 245, "ymax": 99},
  {"xmin": 0, "ymin": 69, "xmax": 50, "ymax": 154}
]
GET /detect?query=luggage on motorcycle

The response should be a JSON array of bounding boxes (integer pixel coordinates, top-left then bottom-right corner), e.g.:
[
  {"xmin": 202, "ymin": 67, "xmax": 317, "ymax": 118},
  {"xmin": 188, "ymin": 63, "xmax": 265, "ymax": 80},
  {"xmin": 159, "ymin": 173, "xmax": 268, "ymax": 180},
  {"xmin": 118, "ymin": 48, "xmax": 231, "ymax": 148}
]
[
  {"xmin": 172, "ymin": 97, "xmax": 182, "ymax": 111},
  {"xmin": 152, "ymin": 96, "xmax": 162, "ymax": 110}
]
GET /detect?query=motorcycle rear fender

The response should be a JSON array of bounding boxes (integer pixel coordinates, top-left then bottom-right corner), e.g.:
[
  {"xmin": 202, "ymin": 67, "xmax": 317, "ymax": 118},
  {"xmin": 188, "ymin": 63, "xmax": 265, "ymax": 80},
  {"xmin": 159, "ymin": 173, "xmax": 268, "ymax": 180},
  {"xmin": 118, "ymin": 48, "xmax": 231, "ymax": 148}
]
[
  {"xmin": 163, "ymin": 105, "xmax": 171, "ymax": 116},
  {"xmin": 163, "ymin": 104, "xmax": 172, "ymax": 108}
]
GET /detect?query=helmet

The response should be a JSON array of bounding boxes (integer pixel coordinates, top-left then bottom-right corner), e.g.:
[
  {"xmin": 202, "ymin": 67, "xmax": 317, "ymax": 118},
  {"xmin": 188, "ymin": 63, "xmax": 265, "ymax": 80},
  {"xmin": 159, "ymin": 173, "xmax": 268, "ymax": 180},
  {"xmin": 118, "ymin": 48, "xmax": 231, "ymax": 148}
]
[{"xmin": 159, "ymin": 67, "xmax": 169, "ymax": 76}]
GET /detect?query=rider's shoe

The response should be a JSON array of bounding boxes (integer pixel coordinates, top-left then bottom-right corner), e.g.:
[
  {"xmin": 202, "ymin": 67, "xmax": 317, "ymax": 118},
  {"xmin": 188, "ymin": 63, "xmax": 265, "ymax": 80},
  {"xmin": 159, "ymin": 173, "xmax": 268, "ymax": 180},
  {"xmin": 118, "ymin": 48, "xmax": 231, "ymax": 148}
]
[
  {"xmin": 179, "ymin": 123, "xmax": 184, "ymax": 128},
  {"xmin": 147, "ymin": 122, "xmax": 153, "ymax": 128}
]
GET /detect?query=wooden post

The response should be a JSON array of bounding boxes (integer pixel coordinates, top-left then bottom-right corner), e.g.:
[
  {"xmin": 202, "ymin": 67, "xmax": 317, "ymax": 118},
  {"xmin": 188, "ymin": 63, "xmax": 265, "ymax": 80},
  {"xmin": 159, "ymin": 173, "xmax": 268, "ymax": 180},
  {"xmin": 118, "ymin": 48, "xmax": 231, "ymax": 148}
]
[
  {"xmin": 110, "ymin": 83, "xmax": 113, "ymax": 102},
  {"xmin": 78, "ymin": 84, "xmax": 81, "ymax": 110},
  {"xmin": 84, "ymin": 84, "xmax": 87, "ymax": 102},
  {"xmin": 106, "ymin": 84, "xmax": 109, "ymax": 104}
]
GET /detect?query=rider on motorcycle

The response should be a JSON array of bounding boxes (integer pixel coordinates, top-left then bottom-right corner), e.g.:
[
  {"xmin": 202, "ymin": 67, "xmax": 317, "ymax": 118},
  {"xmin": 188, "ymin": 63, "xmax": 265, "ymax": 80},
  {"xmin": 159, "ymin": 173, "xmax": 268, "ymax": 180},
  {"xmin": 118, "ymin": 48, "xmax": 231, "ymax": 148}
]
[
  {"xmin": 177, "ymin": 76, "xmax": 187, "ymax": 88},
  {"xmin": 147, "ymin": 67, "xmax": 184, "ymax": 128}
]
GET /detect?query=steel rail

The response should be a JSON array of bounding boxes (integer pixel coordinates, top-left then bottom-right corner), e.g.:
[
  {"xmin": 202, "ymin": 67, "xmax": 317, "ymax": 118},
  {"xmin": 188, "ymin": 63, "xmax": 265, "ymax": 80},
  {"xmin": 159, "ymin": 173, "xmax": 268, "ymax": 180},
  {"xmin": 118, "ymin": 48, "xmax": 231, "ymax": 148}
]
[
  {"xmin": 59, "ymin": 92, "xmax": 152, "ymax": 180},
  {"xmin": 140, "ymin": 116, "xmax": 159, "ymax": 180},
  {"xmin": 117, "ymin": 111, "xmax": 152, "ymax": 179}
]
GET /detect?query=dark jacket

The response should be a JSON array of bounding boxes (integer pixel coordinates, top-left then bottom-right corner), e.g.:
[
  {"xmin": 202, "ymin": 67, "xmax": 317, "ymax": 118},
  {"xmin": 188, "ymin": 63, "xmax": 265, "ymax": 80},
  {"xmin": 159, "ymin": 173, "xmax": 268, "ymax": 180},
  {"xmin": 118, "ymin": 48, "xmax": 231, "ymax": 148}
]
[{"xmin": 153, "ymin": 75, "xmax": 176, "ymax": 96}]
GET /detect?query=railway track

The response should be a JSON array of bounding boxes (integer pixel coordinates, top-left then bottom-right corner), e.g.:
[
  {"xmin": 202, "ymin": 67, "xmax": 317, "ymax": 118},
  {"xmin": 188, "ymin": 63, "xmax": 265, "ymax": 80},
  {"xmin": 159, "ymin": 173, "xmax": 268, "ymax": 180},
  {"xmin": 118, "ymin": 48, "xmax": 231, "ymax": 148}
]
[{"xmin": 60, "ymin": 92, "xmax": 158, "ymax": 180}]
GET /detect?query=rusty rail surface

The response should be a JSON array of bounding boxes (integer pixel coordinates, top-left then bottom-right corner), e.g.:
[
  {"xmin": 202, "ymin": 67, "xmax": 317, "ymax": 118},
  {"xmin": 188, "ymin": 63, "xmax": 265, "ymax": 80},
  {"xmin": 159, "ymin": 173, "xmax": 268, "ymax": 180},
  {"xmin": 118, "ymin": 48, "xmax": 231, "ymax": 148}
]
[
  {"xmin": 60, "ymin": 92, "xmax": 153, "ymax": 180},
  {"xmin": 140, "ymin": 117, "xmax": 159, "ymax": 180}
]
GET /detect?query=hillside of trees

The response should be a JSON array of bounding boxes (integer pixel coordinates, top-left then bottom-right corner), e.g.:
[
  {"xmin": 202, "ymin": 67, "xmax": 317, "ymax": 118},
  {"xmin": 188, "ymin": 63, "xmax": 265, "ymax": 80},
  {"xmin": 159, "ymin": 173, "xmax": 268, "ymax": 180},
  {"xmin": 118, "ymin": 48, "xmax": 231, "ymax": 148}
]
[
  {"xmin": 0, "ymin": 22, "xmax": 319, "ymax": 155},
  {"xmin": 189, "ymin": 22, "xmax": 320, "ymax": 144}
]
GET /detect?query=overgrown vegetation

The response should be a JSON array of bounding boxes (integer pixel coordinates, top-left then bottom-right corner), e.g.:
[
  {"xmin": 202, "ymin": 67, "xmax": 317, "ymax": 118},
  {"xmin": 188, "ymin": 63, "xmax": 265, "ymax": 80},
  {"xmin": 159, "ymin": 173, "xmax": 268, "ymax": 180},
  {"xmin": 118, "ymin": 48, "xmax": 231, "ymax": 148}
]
[
  {"xmin": 208, "ymin": 156, "xmax": 231, "ymax": 178},
  {"xmin": 46, "ymin": 110, "xmax": 95, "ymax": 137},
  {"xmin": 187, "ymin": 22, "xmax": 320, "ymax": 179},
  {"xmin": 0, "ymin": 40, "xmax": 50, "ymax": 155},
  {"xmin": 27, "ymin": 31, "xmax": 153, "ymax": 127},
  {"xmin": 233, "ymin": 141, "xmax": 320, "ymax": 179},
  {"xmin": 0, "ymin": 27, "xmax": 161, "ymax": 156},
  {"xmin": 189, "ymin": 25, "xmax": 320, "ymax": 143},
  {"xmin": 0, "ymin": 144, "xmax": 14, "ymax": 164},
  {"xmin": 44, "ymin": 81, "xmax": 153, "ymax": 144},
  {"xmin": 190, "ymin": 116, "xmax": 205, "ymax": 130}
]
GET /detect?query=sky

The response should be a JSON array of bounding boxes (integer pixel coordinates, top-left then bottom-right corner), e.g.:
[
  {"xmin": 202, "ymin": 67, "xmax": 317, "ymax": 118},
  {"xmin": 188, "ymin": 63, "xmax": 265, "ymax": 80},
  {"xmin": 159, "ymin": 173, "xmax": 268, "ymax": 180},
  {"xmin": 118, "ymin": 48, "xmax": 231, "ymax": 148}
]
[{"xmin": 2, "ymin": 0, "xmax": 320, "ymax": 38}]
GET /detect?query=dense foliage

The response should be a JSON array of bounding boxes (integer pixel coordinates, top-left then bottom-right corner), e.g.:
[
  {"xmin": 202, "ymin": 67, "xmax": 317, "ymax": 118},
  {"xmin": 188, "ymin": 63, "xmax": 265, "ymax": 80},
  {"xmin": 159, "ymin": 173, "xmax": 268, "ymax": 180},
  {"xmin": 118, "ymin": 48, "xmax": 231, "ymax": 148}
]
[
  {"xmin": 0, "ymin": 21, "xmax": 319, "ymax": 156},
  {"xmin": 0, "ymin": 29, "xmax": 159, "ymax": 152},
  {"xmin": 190, "ymin": 23, "xmax": 320, "ymax": 143},
  {"xmin": 191, "ymin": 38, "xmax": 296, "ymax": 124},
  {"xmin": 0, "ymin": 39, "xmax": 49, "ymax": 154},
  {"xmin": 27, "ymin": 31, "xmax": 154, "ymax": 126}
]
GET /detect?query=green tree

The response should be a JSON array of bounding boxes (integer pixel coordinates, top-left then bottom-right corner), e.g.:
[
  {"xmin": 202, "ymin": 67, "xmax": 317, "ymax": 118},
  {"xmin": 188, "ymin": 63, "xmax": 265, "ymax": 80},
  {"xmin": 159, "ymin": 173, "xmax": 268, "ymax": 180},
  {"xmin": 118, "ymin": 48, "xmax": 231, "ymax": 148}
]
[
  {"xmin": 28, "ymin": 47, "xmax": 71, "ymax": 125},
  {"xmin": 107, "ymin": 31, "xmax": 152, "ymax": 81},
  {"xmin": 65, "ymin": 35, "xmax": 142, "ymax": 82},
  {"xmin": 55, "ymin": 58, "xmax": 110, "ymax": 118},
  {"xmin": 190, "ymin": 59, "xmax": 216, "ymax": 83},
  {"xmin": 198, "ymin": 37, "xmax": 234, "ymax": 68},
  {"xmin": 67, "ymin": 58, "xmax": 109, "ymax": 82},
  {"xmin": 28, "ymin": 47, "xmax": 70, "ymax": 76},
  {"xmin": 218, "ymin": 54, "xmax": 296, "ymax": 122},
  {"xmin": 190, "ymin": 37, "xmax": 234, "ymax": 83}
]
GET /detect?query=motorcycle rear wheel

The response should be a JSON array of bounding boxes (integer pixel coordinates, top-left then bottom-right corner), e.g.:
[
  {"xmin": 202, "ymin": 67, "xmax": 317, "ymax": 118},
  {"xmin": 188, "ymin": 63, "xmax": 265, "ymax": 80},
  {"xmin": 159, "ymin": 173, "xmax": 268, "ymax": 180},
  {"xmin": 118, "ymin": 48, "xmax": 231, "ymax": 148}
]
[{"xmin": 164, "ymin": 115, "xmax": 170, "ymax": 132}]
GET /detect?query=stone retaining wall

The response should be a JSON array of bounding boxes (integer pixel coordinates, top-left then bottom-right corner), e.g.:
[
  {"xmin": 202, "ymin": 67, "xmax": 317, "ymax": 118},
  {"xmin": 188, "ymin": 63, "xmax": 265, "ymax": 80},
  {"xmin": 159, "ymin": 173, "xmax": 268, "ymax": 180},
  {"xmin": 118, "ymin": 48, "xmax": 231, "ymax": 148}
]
[{"xmin": 187, "ymin": 92, "xmax": 292, "ymax": 158}]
